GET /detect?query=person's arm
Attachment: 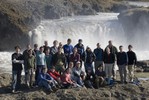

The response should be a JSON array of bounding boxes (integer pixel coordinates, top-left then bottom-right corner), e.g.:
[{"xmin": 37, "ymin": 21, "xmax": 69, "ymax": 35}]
[
  {"xmin": 77, "ymin": 54, "xmax": 80, "ymax": 62},
  {"xmin": 40, "ymin": 74, "xmax": 49, "ymax": 82}
]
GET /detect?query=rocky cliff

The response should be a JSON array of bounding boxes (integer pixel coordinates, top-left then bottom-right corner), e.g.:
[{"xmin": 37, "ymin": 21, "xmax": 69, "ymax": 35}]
[{"xmin": 0, "ymin": 0, "xmax": 136, "ymax": 51}]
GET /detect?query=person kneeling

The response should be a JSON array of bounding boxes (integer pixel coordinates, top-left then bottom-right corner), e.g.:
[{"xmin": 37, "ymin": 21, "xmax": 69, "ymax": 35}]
[
  {"xmin": 84, "ymin": 68, "xmax": 95, "ymax": 89},
  {"xmin": 38, "ymin": 68, "xmax": 58, "ymax": 93},
  {"xmin": 95, "ymin": 66, "xmax": 106, "ymax": 88}
]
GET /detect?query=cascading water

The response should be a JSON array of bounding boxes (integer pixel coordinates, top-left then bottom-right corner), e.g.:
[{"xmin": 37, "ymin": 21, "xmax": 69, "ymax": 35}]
[{"xmin": 0, "ymin": 13, "xmax": 149, "ymax": 74}]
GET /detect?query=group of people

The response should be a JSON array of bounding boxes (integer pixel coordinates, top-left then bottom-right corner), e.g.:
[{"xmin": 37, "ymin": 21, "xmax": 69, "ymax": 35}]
[{"xmin": 11, "ymin": 39, "xmax": 137, "ymax": 93}]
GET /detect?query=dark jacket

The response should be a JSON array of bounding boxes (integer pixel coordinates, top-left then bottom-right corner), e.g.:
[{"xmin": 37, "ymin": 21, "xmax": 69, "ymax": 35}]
[
  {"xmin": 74, "ymin": 43, "xmax": 84, "ymax": 56},
  {"xmin": 127, "ymin": 51, "xmax": 137, "ymax": 65},
  {"xmin": 82, "ymin": 51, "xmax": 96, "ymax": 64},
  {"xmin": 117, "ymin": 52, "xmax": 128, "ymax": 65},
  {"xmin": 12, "ymin": 53, "xmax": 23, "ymax": 71},
  {"xmin": 103, "ymin": 53, "xmax": 115, "ymax": 64},
  {"xmin": 94, "ymin": 48, "xmax": 104, "ymax": 61},
  {"xmin": 52, "ymin": 52, "xmax": 66, "ymax": 66}
]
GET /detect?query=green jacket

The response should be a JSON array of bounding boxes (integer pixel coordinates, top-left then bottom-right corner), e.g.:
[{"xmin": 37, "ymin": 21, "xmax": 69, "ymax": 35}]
[{"xmin": 26, "ymin": 55, "xmax": 35, "ymax": 70}]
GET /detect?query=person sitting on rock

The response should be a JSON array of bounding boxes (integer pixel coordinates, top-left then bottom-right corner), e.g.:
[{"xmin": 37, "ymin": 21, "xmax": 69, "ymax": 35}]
[
  {"xmin": 47, "ymin": 66, "xmax": 61, "ymax": 85},
  {"xmin": 38, "ymin": 67, "xmax": 58, "ymax": 93},
  {"xmin": 84, "ymin": 68, "xmax": 95, "ymax": 89},
  {"xmin": 60, "ymin": 68, "xmax": 76, "ymax": 89},
  {"xmin": 72, "ymin": 61, "xmax": 85, "ymax": 87},
  {"xmin": 95, "ymin": 66, "xmax": 106, "ymax": 88}
]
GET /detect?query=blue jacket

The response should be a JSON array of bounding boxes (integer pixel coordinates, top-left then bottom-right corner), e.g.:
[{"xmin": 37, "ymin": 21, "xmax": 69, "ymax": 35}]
[
  {"xmin": 38, "ymin": 73, "xmax": 53, "ymax": 82},
  {"xmin": 94, "ymin": 48, "xmax": 104, "ymax": 61},
  {"xmin": 74, "ymin": 43, "xmax": 84, "ymax": 56},
  {"xmin": 63, "ymin": 44, "xmax": 73, "ymax": 56},
  {"xmin": 117, "ymin": 52, "xmax": 128, "ymax": 65}
]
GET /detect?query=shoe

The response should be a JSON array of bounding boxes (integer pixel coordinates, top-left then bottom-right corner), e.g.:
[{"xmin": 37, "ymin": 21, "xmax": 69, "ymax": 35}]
[
  {"xmin": 12, "ymin": 89, "xmax": 15, "ymax": 93},
  {"xmin": 124, "ymin": 81, "xmax": 128, "ymax": 84}
]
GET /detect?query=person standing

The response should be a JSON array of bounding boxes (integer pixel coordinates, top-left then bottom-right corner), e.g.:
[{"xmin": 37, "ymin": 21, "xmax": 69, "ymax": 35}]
[
  {"xmin": 82, "ymin": 47, "xmax": 96, "ymax": 74},
  {"xmin": 26, "ymin": 49, "xmax": 36, "ymax": 88},
  {"xmin": 35, "ymin": 46, "xmax": 46, "ymax": 84},
  {"xmin": 11, "ymin": 46, "xmax": 24, "ymax": 93},
  {"xmin": 127, "ymin": 45, "xmax": 137, "ymax": 82},
  {"xmin": 74, "ymin": 39, "xmax": 84, "ymax": 67},
  {"xmin": 45, "ymin": 48, "xmax": 52, "ymax": 70},
  {"xmin": 117, "ymin": 46, "xmax": 128, "ymax": 84},
  {"xmin": 104, "ymin": 47, "xmax": 115, "ymax": 85},
  {"xmin": 33, "ymin": 44, "xmax": 39, "ymax": 55},
  {"xmin": 51, "ymin": 40, "xmax": 58, "ymax": 55},
  {"xmin": 63, "ymin": 38, "xmax": 73, "ymax": 67},
  {"xmin": 69, "ymin": 47, "xmax": 80, "ymax": 67},
  {"xmin": 94, "ymin": 43, "xmax": 104, "ymax": 71},
  {"xmin": 105, "ymin": 40, "xmax": 118, "ymax": 80}
]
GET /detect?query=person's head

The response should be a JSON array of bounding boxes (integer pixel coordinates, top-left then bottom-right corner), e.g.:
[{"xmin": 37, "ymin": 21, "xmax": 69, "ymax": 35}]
[
  {"xmin": 108, "ymin": 40, "xmax": 113, "ymax": 47},
  {"xmin": 58, "ymin": 46, "xmax": 62, "ymax": 53},
  {"xmin": 42, "ymin": 67, "xmax": 47, "ymax": 74},
  {"xmin": 50, "ymin": 66, "xmax": 55, "ymax": 72},
  {"xmin": 97, "ymin": 66, "xmax": 103, "ymax": 71},
  {"xmin": 97, "ymin": 43, "xmax": 101, "ymax": 48},
  {"xmin": 78, "ymin": 39, "xmax": 83, "ymax": 44},
  {"xmin": 28, "ymin": 49, "xmax": 33, "ymax": 56},
  {"xmin": 119, "ymin": 45, "xmax": 123, "ymax": 52},
  {"xmin": 45, "ymin": 48, "xmax": 50, "ymax": 55},
  {"xmin": 128, "ymin": 45, "xmax": 133, "ymax": 51},
  {"xmin": 86, "ymin": 46, "xmax": 91, "ymax": 52},
  {"xmin": 53, "ymin": 40, "xmax": 58, "ymax": 47},
  {"xmin": 76, "ymin": 61, "xmax": 81, "ymax": 68},
  {"xmin": 14, "ymin": 45, "xmax": 21, "ymax": 53},
  {"xmin": 73, "ymin": 47, "xmax": 78, "ymax": 54},
  {"xmin": 59, "ymin": 42, "xmax": 63, "ymax": 48},
  {"xmin": 34, "ymin": 44, "xmax": 38, "ymax": 50},
  {"xmin": 106, "ymin": 47, "xmax": 110, "ymax": 54},
  {"xmin": 65, "ymin": 68, "xmax": 71, "ymax": 74},
  {"xmin": 39, "ymin": 46, "xmax": 44, "ymax": 53},
  {"xmin": 87, "ymin": 69, "xmax": 92, "ymax": 75},
  {"xmin": 44, "ymin": 41, "xmax": 48, "ymax": 46},
  {"xmin": 26, "ymin": 44, "xmax": 31, "ymax": 50},
  {"xmin": 67, "ymin": 38, "xmax": 72, "ymax": 45},
  {"xmin": 68, "ymin": 62, "xmax": 74, "ymax": 68}
]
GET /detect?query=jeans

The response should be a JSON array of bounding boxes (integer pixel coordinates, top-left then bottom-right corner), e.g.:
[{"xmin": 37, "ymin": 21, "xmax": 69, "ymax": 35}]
[
  {"xmin": 12, "ymin": 70, "xmax": 22, "ymax": 90},
  {"xmin": 118, "ymin": 65, "xmax": 127, "ymax": 83},
  {"xmin": 38, "ymin": 80, "xmax": 55, "ymax": 89},
  {"xmin": 35, "ymin": 65, "xmax": 45, "ymax": 84},
  {"xmin": 105, "ymin": 64, "xmax": 113, "ymax": 84}
]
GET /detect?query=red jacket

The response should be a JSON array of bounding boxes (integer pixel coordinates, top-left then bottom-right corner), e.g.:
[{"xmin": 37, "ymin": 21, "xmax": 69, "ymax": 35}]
[{"xmin": 47, "ymin": 70, "xmax": 60, "ymax": 80}]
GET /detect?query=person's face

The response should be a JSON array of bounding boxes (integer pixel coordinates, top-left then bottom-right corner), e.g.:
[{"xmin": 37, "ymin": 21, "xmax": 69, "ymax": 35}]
[
  {"xmin": 58, "ymin": 48, "xmax": 62, "ymax": 53},
  {"xmin": 27, "ymin": 45, "xmax": 31, "ymax": 50},
  {"xmin": 28, "ymin": 50, "xmax": 33, "ymax": 55},
  {"xmin": 109, "ymin": 41, "xmax": 112, "ymax": 46},
  {"xmin": 45, "ymin": 49, "xmax": 50, "ymax": 54},
  {"xmin": 73, "ymin": 48, "xmax": 77, "ymax": 53},
  {"xmin": 40, "ymin": 47, "xmax": 44, "ymax": 52},
  {"xmin": 43, "ymin": 69, "xmax": 47, "ymax": 74},
  {"xmin": 69, "ymin": 62, "xmax": 74, "ymax": 68},
  {"xmin": 128, "ymin": 46, "xmax": 132, "ymax": 51},
  {"xmin": 119, "ymin": 47, "xmax": 123, "ymax": 52},
  {"xmin": 98, "ymin": 67, "xmax": 102, "ymax": 71},
  {"xmin": 16, "ymin": 48, "xmax": 20, "ymax": 53},
  {"xmin": 67, "ymin": 40, "xmax": 71, "ymax": 45},
  {"xmin": 51, "ymin": 68, "xmax": 55, "ymax": 72},
  {"xmin": 76, "ymin": 63, "xmax": 80, "ymax": 68},
  {"xmin": 97, "ymin": 44, "xmax": 100, "ymax": 48},
  {"xmin": 34, "ymin": 44, "xmax": 38, "ymax": 49},
  {"xmin": 79, "ymin": 41, "xmax": 82, "ymax": 44},
  {"xmin": 54, "ymin": 41, "xmax": 58, "ymax": 47},
  {"xmin": 45, "ymin": 41, "xmax": 48, "ymax": 46}
]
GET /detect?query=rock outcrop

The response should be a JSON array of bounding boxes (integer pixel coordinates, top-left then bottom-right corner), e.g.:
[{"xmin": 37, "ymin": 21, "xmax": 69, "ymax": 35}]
[{"xmin": 0, "ymin": 73, "xmax": 149, "ymax": 100}]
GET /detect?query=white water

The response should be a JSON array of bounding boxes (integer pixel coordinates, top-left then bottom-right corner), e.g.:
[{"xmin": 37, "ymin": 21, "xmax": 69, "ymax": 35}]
[
  {"xmin": 1, "ymin": 12, "xmax": 149, "ymax": 74},
  {"xmin": 128, "ymin": 1, "xmax": 149, "ymax": 7}
]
